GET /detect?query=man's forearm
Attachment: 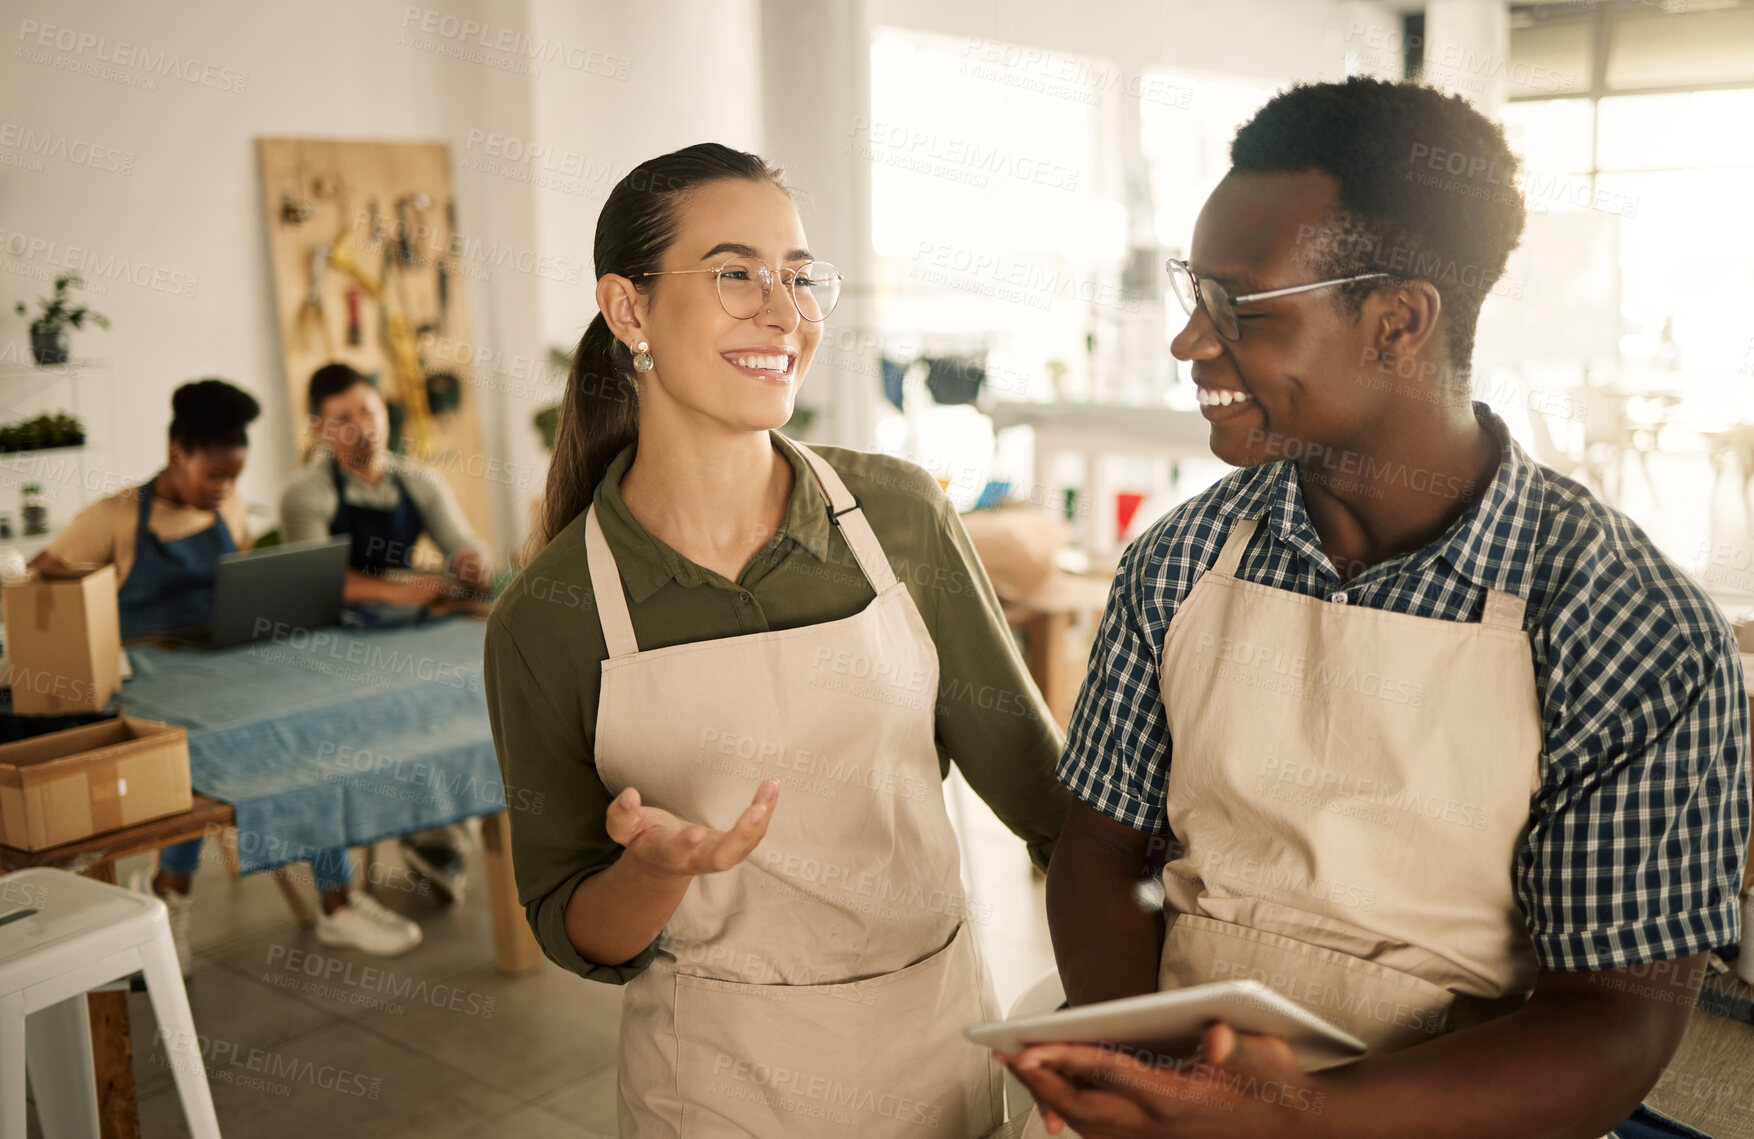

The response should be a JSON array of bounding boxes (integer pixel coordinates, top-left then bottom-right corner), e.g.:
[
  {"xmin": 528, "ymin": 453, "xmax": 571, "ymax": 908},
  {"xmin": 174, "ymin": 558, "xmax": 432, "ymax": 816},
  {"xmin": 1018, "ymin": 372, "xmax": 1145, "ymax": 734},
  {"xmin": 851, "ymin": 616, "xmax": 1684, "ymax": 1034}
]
[
  {"xmin": 1308, "ymin": 972, "xmax": 1693, "ymax": 1139},
  {"xmin": 1046, "ymin": 838, "xmax": 1166, "ymax": 1005}
]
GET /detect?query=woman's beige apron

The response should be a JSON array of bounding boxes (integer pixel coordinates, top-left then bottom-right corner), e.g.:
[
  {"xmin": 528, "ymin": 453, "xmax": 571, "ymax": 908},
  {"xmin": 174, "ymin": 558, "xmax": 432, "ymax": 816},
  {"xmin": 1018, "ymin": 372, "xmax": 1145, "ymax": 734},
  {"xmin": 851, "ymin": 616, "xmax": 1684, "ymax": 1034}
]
[
  {"xmin": 1023, "ymin": 514, "xmax": 1545, "ymax": 1137},
  {"xmin": 586, "ymin": 441, "xmax": 1004, "ymax": 1138}
]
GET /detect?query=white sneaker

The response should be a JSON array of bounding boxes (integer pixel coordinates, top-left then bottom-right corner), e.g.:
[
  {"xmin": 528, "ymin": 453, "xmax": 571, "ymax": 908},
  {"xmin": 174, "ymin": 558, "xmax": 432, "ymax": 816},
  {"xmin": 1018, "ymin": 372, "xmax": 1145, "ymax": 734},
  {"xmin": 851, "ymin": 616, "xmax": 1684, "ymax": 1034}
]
[
  {"xmin": 314, "ymin": 891, "xmax": 423, "ymax": 956},
  {"xmin": 129, "ymin": 868, "xmax": 194, "ymax": 978},
  {"xmin": 1738, "ymin": 894, "xmax": 1754, "ymax": 985}
]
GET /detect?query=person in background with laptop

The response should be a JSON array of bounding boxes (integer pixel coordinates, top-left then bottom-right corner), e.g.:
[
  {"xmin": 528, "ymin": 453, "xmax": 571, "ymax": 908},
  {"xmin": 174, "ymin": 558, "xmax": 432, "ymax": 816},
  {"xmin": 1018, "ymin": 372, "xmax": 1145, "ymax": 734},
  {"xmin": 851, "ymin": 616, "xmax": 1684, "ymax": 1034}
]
[
  {"xmin": 279, "ymin": 362, "xmax": 492, "ymax": 609},
  {"xmin": 29, "ymin": 378, "xmax": 424, "ymax": 971},
  {"xmin": 279, "ymin": 361, "xmax": 491, "ymax": 902}
]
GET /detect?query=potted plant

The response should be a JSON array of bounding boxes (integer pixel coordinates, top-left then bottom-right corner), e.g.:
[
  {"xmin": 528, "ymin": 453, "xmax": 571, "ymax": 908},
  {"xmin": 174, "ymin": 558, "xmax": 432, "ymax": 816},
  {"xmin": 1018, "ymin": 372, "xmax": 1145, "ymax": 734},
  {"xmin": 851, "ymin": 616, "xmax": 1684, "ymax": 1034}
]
[
  {"xmin": 14, "ymin": 274, "xmax": 109, "ymax": 366},
  {"xmin": 0, "ymin": 413, "xmax": 85, "ymax": 453},
  {"xmin": 533, "ymin": 345, "xmax": 574, "ymax": 452}
]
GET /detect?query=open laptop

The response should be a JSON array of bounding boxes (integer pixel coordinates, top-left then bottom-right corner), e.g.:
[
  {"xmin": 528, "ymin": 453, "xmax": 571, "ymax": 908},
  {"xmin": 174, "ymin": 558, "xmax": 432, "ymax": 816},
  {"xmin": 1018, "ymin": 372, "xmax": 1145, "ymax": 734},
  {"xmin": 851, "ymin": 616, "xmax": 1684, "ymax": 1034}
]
[{"xmin": 205, "ymin": 535, "xmax": 350, "ymax": 648}]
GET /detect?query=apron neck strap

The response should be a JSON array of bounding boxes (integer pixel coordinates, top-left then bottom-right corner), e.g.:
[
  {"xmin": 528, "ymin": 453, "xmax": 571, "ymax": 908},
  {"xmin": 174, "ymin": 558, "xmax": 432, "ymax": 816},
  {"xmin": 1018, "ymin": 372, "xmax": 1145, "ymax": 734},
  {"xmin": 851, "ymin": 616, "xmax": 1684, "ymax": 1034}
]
[
  {"xmin": 137, "ymin": 473, "xmax": 160, "ymax": 527},
  {"xmin": 787, "ymin": 439, "xmax": 898, "ymax": 594},
  {"xmin": 584, "ymin": 505, "xmax": 640, "ymax": 659},
  {"xmin": 1213, "ymin": 514, "xmax": 1528, "ymax": 632},
  {"xmin": 1211, "ymin": 516, "xmax": 1259, "ymax": 577}
]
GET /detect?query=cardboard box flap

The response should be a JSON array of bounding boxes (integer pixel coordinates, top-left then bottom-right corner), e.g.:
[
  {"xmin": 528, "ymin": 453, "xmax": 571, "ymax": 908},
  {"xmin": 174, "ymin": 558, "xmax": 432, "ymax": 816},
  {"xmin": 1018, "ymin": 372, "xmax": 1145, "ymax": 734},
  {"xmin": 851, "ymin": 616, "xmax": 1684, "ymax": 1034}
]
[
  {"xmin": 1, "ymin": 565, "xmax": 120, "ymax": 715},
  {"xmin": 0, "ymin": 717, "xmax": 185, "ymax": 789},
  {"xmin": 35, "ymin": 563, "xmax": 109, "ymax": 582},
  {"xmin": 0, "ymin": 712, "xmax": 191, "ymax": 851}
]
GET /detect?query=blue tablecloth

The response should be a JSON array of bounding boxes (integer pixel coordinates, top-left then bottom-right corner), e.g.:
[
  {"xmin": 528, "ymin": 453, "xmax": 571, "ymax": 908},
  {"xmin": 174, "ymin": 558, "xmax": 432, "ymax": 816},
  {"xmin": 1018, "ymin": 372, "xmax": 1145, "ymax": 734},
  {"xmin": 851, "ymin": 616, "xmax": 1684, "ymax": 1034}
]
[{"xmin": 116, "ymin": 619, "xmax": 503, "ymax": 875}]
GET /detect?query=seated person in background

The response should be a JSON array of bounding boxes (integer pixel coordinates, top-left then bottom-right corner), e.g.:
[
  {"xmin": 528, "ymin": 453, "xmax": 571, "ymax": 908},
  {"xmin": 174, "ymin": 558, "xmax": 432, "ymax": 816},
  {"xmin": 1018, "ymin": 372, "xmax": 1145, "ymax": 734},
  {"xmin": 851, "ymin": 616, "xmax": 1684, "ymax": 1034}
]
[
  {"xmin": 31, "ymin": 379, "xmax": 423, "ymax": 968},
  {"xmin": 280, "ymin": 362, "xmax": 489, "ymax": 901},
  {"xmin": 279, "ymin": 362, "xmax": 492, "ymax": 609},
  {"xmin": 32, "ymin": 378, "xmax": 258, "ymax": 639}
]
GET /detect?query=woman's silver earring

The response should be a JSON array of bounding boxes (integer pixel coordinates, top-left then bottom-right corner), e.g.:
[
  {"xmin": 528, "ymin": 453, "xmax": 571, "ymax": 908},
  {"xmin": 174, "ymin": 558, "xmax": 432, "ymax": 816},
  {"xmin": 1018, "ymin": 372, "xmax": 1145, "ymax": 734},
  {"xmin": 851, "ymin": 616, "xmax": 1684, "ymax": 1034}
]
[{"xmin": 632, "ymin": 340, "xmax": 654, "ymax": 373}]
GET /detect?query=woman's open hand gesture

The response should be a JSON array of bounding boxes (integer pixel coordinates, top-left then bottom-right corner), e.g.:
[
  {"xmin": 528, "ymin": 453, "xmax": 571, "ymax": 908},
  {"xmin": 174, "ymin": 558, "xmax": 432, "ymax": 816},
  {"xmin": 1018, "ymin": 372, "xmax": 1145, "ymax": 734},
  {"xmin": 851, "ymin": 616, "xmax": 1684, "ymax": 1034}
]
[{"xmin": 605, "ymin": 780, "xmax": 779, "ymax": 879}]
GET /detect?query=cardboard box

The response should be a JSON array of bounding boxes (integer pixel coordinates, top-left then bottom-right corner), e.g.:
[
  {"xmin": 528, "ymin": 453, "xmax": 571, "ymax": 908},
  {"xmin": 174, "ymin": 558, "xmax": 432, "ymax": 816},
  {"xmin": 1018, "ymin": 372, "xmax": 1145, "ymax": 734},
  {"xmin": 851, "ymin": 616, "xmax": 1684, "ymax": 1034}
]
[
  {"xmin": 0, "ymin": 716, "xmax": 190, "ymax": 851},
  {"xmin": 1, "ymin": 564, "xmax": 121, "ymax": 715}
]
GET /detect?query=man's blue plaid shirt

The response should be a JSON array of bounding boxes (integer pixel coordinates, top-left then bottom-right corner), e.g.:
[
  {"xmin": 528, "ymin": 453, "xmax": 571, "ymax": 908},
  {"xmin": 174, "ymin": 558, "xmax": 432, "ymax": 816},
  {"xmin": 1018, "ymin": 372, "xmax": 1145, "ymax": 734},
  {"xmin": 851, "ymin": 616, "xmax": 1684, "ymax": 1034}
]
[{"xmin": 1059, "ymin": 403, "xmax": 1749, "ymax": 972}]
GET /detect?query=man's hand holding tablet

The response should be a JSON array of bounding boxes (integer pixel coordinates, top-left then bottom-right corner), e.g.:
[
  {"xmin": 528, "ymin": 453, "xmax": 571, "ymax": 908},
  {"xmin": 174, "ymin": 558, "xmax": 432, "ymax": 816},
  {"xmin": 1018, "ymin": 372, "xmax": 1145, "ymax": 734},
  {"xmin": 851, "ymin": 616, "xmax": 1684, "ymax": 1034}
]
[
  {"xmin": 968, "ymin": 980, "xmax": 1363, "ymax": 1137},
  {"xmin": 997, "ymin": 1020, "xmax": 1324, "ymax": 1138}
]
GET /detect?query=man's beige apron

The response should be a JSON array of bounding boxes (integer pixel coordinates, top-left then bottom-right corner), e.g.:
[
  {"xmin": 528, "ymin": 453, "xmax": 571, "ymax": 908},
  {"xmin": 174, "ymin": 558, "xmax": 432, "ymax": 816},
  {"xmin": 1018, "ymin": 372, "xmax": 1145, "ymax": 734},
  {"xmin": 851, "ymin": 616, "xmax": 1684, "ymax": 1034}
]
[
  {"xmin": 586, "ymin": 440, "xmax": 1004, "ymax": 1138},
  {"xmin": 1022, "ymin": 515, "xmax": 1545, "ymax": 1137}
]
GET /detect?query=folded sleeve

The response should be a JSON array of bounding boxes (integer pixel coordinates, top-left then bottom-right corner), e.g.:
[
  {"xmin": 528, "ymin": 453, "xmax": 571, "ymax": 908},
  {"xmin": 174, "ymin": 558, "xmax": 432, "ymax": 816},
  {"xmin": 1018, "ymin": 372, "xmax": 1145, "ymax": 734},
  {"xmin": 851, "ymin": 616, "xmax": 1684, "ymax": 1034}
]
[
  {"xmin": 924, "ymin": 494, "xmax": 1070, "ymax": 872},
  {"xmin": 1056, "ymin": 537, "xmax": 1175, "ymax": 835},
  {"xmin": 483, "ymin": 611, "xmax": 657, "ymax": 983},
  {"xmin": 1519, "ymin": 632, "xmax": 1750, "ymax": 971}
]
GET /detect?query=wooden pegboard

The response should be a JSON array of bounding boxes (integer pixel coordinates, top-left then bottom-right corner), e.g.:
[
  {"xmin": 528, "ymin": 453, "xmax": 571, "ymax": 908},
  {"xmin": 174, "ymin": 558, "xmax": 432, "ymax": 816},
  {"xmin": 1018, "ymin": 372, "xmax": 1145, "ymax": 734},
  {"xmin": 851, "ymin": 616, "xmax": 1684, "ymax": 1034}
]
[{"xmin": 256, "ymin": 137, "xmax": 493, "ymax": 555}]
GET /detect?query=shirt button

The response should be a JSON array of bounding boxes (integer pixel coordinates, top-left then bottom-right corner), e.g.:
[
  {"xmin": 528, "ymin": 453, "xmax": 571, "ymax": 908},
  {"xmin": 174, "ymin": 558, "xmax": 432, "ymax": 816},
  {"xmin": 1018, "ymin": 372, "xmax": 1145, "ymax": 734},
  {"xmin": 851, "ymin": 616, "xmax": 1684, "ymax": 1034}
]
[
  {"xmin": 1331, "ymin": 591, "xmax": 1349, "ymax": 605},
  {"xmin": 737, "ymin": 594, "xmax": 752, "ymax": 606}
]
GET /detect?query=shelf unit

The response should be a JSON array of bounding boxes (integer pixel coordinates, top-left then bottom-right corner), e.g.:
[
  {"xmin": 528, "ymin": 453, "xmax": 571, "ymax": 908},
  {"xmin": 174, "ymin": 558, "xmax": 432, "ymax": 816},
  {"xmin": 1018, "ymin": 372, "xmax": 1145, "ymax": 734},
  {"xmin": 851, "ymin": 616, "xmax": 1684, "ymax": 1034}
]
[{"xmin": 0, "ymin": 359, "xmax": 116, "ymax": 553}]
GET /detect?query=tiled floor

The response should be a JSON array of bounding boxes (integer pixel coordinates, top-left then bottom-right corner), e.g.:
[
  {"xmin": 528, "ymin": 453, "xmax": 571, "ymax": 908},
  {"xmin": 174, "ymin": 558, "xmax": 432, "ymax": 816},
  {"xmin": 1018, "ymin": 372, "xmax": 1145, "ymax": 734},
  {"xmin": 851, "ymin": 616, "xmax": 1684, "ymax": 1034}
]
[
  {"xmin": 42, "ymin": 769, "xmax": 1754, "ymax": 1139},
  {"xmin": 26, "ymin": 776, "xmax": 1057, "ymax": 1138}
]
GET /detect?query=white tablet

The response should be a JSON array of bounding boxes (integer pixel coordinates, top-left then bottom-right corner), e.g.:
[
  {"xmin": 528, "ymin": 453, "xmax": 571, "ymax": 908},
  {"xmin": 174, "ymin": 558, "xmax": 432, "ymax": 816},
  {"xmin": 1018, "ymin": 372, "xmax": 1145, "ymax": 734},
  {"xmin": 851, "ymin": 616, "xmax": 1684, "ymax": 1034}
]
[{"xmin": 965, "ymin": 979, "xmax": 1368, "ymax": 1070}]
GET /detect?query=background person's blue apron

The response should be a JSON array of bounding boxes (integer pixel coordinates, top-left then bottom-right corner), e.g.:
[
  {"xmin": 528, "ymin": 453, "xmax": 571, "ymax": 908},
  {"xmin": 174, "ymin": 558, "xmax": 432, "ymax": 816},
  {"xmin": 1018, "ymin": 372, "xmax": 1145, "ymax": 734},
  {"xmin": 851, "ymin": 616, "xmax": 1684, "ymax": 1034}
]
[
  {"xmin": 327, "ymin": 456, "xmax": 425, "ymax": 574},
  {"xmin": 115, "ymin": 473, "xmax": 235, "ymax": 640}
]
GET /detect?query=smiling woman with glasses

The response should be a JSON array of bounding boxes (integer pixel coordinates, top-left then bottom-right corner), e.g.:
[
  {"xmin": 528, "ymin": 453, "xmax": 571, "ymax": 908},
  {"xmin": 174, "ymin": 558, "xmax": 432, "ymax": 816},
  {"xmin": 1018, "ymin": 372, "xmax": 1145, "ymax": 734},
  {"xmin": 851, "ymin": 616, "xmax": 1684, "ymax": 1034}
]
[{"xmin": 484, "ymin": 142, "xmax": 1069, "ymax": 1139}]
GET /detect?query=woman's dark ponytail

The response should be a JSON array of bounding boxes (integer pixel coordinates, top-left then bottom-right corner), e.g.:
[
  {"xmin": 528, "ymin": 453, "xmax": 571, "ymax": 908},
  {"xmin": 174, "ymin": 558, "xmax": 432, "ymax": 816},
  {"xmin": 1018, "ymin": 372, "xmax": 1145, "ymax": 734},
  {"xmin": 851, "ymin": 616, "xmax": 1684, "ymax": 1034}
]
[
  {"xmin": 528, "ymin": 142, "xmax": 788, "ymax": 557},
  {"xmin": 536, "ymin": 314, "xmax": 637, "ymax": 558}
]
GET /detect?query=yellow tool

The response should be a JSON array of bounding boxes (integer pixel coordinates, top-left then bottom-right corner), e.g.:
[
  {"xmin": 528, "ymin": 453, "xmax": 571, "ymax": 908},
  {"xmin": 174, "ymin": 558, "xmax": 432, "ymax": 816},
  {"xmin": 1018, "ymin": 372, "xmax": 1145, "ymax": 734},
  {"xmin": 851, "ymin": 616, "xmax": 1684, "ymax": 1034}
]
[{"xmin": 328, "ymin": 233, "xmax": 434, "ymax": 452}]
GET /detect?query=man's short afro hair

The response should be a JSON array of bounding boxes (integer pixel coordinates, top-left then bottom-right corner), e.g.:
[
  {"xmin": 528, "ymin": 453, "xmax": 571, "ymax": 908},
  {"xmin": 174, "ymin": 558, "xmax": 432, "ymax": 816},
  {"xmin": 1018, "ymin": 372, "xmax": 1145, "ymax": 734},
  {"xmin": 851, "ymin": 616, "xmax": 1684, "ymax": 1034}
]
[{"xmin": 1229, "ymin": 77, "xmax": 1526, "ymax": 377}]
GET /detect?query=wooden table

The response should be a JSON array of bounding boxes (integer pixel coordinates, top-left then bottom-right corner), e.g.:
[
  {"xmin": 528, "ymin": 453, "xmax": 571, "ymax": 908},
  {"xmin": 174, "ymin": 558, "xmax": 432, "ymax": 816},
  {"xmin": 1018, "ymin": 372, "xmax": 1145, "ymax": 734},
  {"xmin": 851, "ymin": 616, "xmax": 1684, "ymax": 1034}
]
[
  {"xmin": 0, "ymin": 795, "xmax": 538, "ymax": 1139},
  {"xmin": 1002, "ymin": 574, "xmax": 1115, "ymax": 729}
]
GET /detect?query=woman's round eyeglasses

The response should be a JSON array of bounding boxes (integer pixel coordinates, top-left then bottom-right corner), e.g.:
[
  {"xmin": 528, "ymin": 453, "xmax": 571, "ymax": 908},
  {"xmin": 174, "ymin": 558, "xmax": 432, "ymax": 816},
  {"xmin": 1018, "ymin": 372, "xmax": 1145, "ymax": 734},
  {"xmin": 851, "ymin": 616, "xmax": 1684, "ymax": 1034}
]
[{"xmin": 633, "ymin": 257, "xmax": 843, "ymax": 322}]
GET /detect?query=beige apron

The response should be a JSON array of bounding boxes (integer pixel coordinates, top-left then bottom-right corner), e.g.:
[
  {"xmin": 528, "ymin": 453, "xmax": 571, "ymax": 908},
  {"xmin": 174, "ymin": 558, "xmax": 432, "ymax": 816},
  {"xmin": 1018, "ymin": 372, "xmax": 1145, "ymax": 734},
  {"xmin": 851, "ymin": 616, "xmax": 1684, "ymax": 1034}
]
[
  {"xmin": 586, "ymin": 439, "xmax": 1004, "ymax": 1138},
  {"xmin": 1021, "ymin": 515, "xmax": 1545, "ymax": 1137}
]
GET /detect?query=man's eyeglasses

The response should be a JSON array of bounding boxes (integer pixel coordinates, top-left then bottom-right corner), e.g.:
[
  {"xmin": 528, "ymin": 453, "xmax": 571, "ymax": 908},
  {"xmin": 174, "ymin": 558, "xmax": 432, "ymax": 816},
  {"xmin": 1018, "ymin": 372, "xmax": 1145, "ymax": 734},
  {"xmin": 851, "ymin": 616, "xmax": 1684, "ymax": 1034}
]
[
  {"xmin": 1165, "ymin": 257, "xmax": 1390, "ymax": 342},
  {"xmin": 632, "ymin": 257, "xmax": 843, "ymax": 323}
]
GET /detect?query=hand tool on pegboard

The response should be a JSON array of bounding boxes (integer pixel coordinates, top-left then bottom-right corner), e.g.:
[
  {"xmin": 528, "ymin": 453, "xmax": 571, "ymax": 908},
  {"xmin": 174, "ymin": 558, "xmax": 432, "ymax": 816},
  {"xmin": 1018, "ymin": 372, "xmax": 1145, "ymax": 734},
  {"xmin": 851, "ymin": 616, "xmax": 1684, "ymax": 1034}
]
[{"xmin": 294, "ymin": 242, "xmax": 333, "ymax": 354}]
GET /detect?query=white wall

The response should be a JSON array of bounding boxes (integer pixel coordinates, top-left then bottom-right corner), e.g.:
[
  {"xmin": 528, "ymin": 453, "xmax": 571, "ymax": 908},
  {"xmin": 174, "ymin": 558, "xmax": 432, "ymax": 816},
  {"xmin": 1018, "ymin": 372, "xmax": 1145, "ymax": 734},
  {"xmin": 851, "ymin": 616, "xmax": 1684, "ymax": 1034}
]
[
  {"xmin": 503, "ymin": 0, "xmax": 763, "ymax": 537},
  {"xmin": 1, "ymin": 0, "xmax": 762, "ymax": 557},
  {"xmin": 866, "ymin": 0, "xmax": 1377, "ymax": 86},
  {"xmin": 2, "ymin": 0, "xmax": 511, "ymax": 539},
  {"xmin": 2, "ymin": 0, "xmax": 1408, "ymax": 555}
]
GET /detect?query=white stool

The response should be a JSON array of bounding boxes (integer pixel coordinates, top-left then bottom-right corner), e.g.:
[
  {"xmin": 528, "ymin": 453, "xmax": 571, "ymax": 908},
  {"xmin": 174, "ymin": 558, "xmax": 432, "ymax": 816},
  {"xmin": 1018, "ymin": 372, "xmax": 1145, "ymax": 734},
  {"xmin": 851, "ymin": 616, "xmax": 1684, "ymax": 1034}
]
[
  {"xmin": 1002, "ymin": 968, "xmax": 1067, "ymax": 1120},
  {"xmin": 0, "ymin": 867, "xmax": 220, "ymax": 1139}
]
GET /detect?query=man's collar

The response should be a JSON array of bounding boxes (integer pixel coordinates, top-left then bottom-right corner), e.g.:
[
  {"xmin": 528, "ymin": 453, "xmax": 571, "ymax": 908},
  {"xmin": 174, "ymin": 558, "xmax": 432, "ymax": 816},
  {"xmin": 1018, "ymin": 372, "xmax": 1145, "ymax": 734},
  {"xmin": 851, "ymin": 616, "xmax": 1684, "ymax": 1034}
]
[
  {"xmin": 1217, "ymin": 402, "xmax": 1543, "ymax": 596},
  {"xmin": 1427, "ymin": 403, "xmax": 1544, "ymax": 598},
  {"xmin": 591, "ymin": 432, "xmax": 833, "ymax": 604}
]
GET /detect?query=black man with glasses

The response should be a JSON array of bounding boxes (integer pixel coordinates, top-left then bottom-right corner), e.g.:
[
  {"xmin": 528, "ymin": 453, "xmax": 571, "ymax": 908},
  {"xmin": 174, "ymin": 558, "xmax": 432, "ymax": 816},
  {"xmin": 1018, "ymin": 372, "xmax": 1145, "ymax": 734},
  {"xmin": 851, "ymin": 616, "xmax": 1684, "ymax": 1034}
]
[{"xmin": 1001, "ymin": 80, "xmax": 1745, "ymax": 1139}]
